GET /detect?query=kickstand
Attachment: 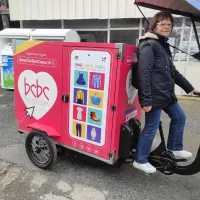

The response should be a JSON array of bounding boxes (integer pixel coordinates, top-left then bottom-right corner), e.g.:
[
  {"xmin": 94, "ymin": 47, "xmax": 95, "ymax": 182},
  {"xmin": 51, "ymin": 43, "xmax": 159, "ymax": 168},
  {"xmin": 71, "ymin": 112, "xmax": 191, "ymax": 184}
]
[
  {"xmin": 159, "ymin": 121, "xmax": 167, "ymax": 150},
  {"xmin": 150, "ymin": 121, "xmax": 167, "ymax": 157}
]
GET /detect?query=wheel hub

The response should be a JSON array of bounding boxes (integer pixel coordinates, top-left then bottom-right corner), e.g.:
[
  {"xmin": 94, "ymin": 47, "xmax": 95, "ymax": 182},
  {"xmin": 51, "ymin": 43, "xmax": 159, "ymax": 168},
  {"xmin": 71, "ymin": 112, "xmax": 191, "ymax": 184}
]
[
  {"xmin": 30, "ymin": 136, "xmax": 50, "ymax": 164},
  {"xmin": 35, "ymin": 147, "xmax": 41, "ymax": 154}
]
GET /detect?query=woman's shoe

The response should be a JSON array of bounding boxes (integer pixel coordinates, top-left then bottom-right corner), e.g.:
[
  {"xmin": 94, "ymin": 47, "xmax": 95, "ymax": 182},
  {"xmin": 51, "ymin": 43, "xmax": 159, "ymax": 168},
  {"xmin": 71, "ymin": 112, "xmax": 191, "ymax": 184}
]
[
  {"xmin": 133, "ymin": 161, "xmax": 156, "ymax": 174},
  {"xmin": 171, "ymin": 150, "xmax": 192, "ymax": 159}
]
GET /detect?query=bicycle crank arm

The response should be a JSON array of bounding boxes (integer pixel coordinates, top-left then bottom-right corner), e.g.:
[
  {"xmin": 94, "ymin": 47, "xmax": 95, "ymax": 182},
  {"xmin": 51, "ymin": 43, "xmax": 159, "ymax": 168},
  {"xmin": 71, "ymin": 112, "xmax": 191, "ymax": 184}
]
[{"xmin": 174, "ymin": 144, "xmax": 200, "ymax": 175}]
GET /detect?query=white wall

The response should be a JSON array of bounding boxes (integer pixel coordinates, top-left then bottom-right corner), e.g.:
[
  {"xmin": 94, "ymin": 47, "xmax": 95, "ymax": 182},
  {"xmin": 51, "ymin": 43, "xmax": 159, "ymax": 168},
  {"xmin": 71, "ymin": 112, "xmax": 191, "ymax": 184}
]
[{"xmin": 9, "ymin": 0, "xmax": 158, "ymax": 21}]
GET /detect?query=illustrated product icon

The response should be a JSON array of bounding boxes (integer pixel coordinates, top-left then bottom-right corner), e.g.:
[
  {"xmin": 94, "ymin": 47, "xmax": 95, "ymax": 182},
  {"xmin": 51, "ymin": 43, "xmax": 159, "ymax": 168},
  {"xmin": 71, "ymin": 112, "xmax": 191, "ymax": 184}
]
[
  {"xmin": 76, "ymin": 90, "xmax": 84, "ymax": 104},
  {"xmin": 102, "ymin": 57, "xmax": 106, "ymax": 63},
  {"xmin": 77, "ymin": 107, "xmax": 83, "ymax": 120},
  {"xmin": 92, "ymin": 73, "xmax": 101, "ymax": 89},
  {"xmin": 76, "ymin": 72, "xmax": 86, "ymax": 85},
  {"xmin": 90, "ymin": 112, "xmax": 100, "ymax": 122},
  {"xmin": 91, "ymin": 128, "xmax": 97, "ymax": 140},
  {"xmin": 90, "ymin": 93, "xmax": 101, "ymax": 105},
  {"xmin": 76, "ymin": 123, "xmax": 82, "ymax": 137}
]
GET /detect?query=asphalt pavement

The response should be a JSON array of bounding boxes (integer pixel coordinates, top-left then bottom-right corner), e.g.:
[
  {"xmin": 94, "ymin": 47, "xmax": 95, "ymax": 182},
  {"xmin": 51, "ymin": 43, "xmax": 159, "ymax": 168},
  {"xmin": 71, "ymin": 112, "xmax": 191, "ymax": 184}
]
[{"xmin": 0, "ymin": 88, "xmax": 200, "ymax": 200}]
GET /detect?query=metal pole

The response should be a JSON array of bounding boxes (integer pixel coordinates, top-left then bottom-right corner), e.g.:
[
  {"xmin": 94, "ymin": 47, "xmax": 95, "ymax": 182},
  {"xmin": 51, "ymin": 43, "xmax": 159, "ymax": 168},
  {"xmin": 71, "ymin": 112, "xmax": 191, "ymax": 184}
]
[
  {"xmin": 186, "ymin": 24, "xmax": 193, "ymax": 71},
  {"xmin": 2, "ymin": 14, "xmax": 9, "ymax": 28},
  {"xmin": 1, "ymin": 0, "xmax": 9, "ymax": 29},
  {"xmin": 61, "ymin": 20, "xmax": 64, "ymax": 29},
  {"xmin": 139, "ymin": 18, "xmax": 142, "ymax": 37},
  {"xmin": 20, "ymin": 21, "xmax": 23, "ymax": 28},
  {"xmin": 3, "ymin": 0, "xmax": 8, "ymax": 7},
  {"xmin": 107, "ymin": 19, "xmax": 110, "ymax": 43},
  {"xmin": 178, "ymin": 18, "xmax": 185, "ymax": 63},
  {"xmin": 191, "ymin": 17, "xmax": 200, "ymax": 52}
]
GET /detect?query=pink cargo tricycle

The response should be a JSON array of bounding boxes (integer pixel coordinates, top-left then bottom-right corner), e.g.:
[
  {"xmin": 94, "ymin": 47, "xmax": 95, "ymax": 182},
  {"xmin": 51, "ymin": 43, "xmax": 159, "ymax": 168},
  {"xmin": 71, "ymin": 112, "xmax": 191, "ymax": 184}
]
[{"xmin": 14, "ymin": 0, "xmax": 200, "ymax": 176}]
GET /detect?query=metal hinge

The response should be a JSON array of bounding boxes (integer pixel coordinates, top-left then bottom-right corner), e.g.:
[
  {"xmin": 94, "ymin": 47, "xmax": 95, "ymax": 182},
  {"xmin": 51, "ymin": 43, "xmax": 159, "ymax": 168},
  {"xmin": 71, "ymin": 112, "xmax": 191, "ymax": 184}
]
[
  {"xmin": 62, "ymin": 94, "xmax": 69, "ymax": 102},
  {"xmin": 111, "ymin": 105, "xmax": 116, "ymax": 111},
  {"xmin": 115, "ymin": 52, "xmax": 121, "ymax": 59},
  {"xmin": 108, "ymin": 152, "xmax": 113, "ymax": 158}
]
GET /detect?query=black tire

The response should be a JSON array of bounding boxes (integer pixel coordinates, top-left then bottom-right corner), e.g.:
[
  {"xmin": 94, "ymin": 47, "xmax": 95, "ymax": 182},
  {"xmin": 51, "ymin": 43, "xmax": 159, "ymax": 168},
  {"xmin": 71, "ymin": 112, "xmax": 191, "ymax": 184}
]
[{"xmin": 25, "ymin": 131, "xmax": 57, "ymax": 169}]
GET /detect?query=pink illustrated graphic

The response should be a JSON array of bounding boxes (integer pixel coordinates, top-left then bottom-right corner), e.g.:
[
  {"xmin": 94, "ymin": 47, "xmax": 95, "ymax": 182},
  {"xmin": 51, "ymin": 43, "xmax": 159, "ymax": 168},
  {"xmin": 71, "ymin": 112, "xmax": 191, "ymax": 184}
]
[
  {"xmin": 24, "ymin": 78, "xmax": 50, "ymax": 100},
  {"xmin": 89, "ymin": 72, "xmax": 105, "ymax": 90},
  {"xmin": 73, "ymin": 104, "xmax": 86, "ymax": 122},
  {"xmin": 18, "ymin": 70, "xmax": 58, "ymax": 120}
]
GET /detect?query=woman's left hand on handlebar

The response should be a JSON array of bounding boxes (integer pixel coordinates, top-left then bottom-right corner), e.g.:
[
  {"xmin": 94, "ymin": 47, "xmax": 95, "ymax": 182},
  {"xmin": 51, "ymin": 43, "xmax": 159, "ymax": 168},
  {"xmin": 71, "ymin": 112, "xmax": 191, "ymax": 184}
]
[{"xmin": 191, "ymin": 89, "xmax": 200, "ymax": 96}]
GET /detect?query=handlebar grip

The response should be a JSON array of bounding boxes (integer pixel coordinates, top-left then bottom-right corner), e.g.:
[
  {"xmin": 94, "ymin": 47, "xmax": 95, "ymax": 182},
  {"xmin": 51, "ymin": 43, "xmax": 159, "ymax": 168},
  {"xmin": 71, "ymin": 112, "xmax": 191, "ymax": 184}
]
[{"xmin": 193, "ymin": 92, "xmax": 200, "ymax": 96}]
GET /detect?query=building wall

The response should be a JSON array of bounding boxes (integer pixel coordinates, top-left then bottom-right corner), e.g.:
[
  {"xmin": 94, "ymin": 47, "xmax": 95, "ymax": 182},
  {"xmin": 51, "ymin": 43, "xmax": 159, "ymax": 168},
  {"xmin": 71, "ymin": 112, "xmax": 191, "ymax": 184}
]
[
  {"xmin": 8, "ymin": 0, "xmax": 200, "ymax": 96},
  {"xmin": 9, "ymin": 0, "xmax": 158, "ymax": 21},
  {"xmin": 22, "ymin": 18, "xmax": 142, "ymax": 45}
]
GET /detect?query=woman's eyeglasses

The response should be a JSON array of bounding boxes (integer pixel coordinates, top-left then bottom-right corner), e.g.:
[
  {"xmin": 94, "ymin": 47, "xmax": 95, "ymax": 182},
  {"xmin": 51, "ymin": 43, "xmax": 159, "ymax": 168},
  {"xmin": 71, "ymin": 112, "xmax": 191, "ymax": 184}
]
[{"xmin": 157, "ymin": 22, "xmax": 173, "ymax": 27}]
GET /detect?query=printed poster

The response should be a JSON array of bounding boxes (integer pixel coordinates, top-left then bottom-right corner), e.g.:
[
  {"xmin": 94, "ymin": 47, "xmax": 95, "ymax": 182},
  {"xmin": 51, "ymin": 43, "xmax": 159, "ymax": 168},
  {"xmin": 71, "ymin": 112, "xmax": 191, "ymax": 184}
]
[
  {"xmin": 2, "ymin": 55, "xmax": 14, "ymax": 89},
  {"xmin": 69, "ymin": 50, "xmax": 111, "ymax": 147}
]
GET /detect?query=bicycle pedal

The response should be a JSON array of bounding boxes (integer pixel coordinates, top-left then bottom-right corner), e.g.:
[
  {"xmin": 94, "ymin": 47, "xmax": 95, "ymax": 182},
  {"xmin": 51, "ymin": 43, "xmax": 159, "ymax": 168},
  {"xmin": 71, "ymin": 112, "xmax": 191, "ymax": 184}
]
[
  {"xmin": 175, "ymin": 158, "xmax": 188, "ymax": 162},
  {"xmin": 125, "ymin": 158, "xmax": 134, "ymax": 163}
]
